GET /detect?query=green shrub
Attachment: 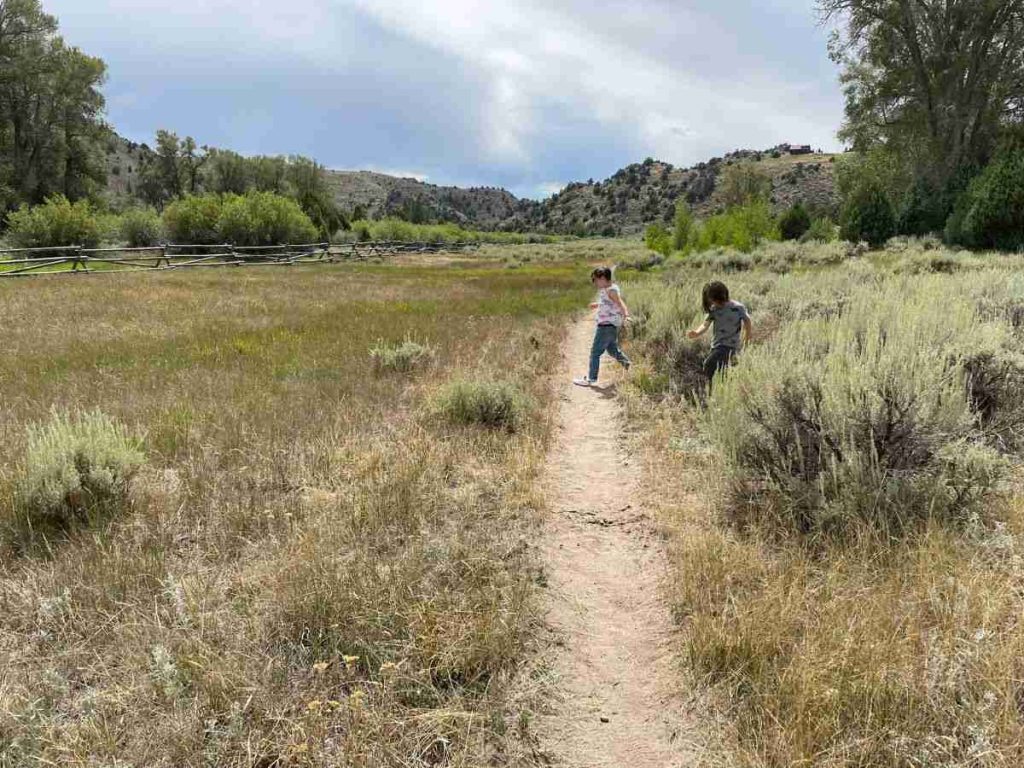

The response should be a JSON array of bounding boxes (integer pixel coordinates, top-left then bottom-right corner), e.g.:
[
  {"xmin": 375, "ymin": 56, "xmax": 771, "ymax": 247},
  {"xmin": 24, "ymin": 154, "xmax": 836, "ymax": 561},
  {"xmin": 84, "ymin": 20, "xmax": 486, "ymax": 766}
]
[
  {"xmin": 943, "ymin": 195, "xmax": 970, "ymax": 246},
  {"xmin": 644, "ymin": 222, "xmax": 672, "ymax": 257},
  {"xmin": 839, "ymin": 181, "xmax": 895, "ymax": 248},
  {"xmin": 672, "ymin": 200, "xmax": 694, "ymax": 251},
  {"xmin": 778, "ymin": 203, "xmax": 811, "ymax": 241},
  {"xmin": 6, "ymin": 195, "xmax": 101, "ymax": 248},
  {"xmin": 370, "ymin": 338, "xmax": 434, "ymax": 373},
  {"xmin": 948, "ymin": 139, "xmax": 1024, "ymax": 251},
  {"xmin": 19, "ymin": 410, "xmax": 145, "ymax": 526},
  {"xmin": 799, "ymin": 217, "xmax": 837, "ymax": 243},
  {"xmin": 345, "ymin": 218, "xmax": 553, "ymax": 246},
  {"xmin": 896, "ymin": 176, "xmax": 950, "ymax": 236},
  {"xmin": 217, "ymin": 191, "xmax": 318, "ymax": 246},
  {"xmin": 119, "ymin": 207, "xmax": 163, "ymax": 247},
  {"xmin": 693, "ymin": 202, "xmax": 779, "ymax": 253},
  {"xmin": 162, "ymin": 195, "xmax": 224, "ymax": 244},
  {"xmin": 434, "ymin": 380, "xmax": 528, "ymax": 431}
]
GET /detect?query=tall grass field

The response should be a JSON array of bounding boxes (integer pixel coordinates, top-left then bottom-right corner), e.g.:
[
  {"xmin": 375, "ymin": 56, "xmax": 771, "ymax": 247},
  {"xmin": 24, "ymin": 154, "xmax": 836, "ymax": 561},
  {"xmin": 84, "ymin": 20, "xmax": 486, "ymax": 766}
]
[
  {"xmin": 10, "ymin": 235, "xmax": 1024, "ymax": 767},
  {"xmin": 626, "ymin": 238, "xmax": 1024, "ymax": 766},
  {"xmin": 0, "ymin": 258, "xmax": 588, "ymax": 766}
]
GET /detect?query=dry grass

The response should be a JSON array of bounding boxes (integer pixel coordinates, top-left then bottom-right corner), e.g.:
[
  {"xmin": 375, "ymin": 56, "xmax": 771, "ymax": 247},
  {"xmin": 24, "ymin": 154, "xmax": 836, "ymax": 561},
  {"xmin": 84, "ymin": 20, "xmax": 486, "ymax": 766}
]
[
  {"xmin": 0, "ymin": 260, "xmax": 589, "ymax": 766},
  {"xmin": 625, "ymin": 248, "xmax": 1024, "ymax": 767},
  {"xmin": 474, "ymin": 237, "xmax": 649, "ymax": 267}
]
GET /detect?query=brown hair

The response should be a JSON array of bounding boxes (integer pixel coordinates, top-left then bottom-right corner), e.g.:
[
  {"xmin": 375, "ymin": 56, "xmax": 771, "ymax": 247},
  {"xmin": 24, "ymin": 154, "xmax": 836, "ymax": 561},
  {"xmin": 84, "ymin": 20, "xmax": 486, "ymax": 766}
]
[
  {"xmin": 591, "ymin": 267, "xmax": 613, "ymax": 281},
  {"xmin": 701, "ymin": 281, "xmax": 729, "ymax": 314}
]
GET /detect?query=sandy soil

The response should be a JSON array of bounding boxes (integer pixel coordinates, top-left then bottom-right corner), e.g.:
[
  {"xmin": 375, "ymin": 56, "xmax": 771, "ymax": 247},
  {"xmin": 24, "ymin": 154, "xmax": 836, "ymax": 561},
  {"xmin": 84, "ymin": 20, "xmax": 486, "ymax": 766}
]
[{"xmin": 534, "ymin": 318, "xmax": 705, "ymax": 768}]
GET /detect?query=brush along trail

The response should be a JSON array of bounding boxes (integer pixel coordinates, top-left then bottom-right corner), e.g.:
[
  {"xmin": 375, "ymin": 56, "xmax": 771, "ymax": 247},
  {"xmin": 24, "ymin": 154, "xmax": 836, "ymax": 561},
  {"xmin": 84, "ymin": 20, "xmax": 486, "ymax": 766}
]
[{"xmin": 535, "ymin": 318, "xmax": 702, "ymax": 767}]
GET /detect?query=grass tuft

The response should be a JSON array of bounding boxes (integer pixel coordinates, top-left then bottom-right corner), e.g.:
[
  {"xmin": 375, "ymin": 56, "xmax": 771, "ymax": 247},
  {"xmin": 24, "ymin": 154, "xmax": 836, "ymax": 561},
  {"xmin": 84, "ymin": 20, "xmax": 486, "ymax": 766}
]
[
  {"xmin": 434, "ymin": 380, "xmax": 529, "ymax": 431},
  {"xmin": 369, "ymin": 337, "xmax": 434, "ymax": 373}
]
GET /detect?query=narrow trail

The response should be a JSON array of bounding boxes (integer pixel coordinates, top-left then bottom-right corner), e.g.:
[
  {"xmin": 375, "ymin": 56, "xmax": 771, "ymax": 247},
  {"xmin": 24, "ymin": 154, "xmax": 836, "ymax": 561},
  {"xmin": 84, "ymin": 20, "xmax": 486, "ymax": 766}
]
[{"xmin": 535, "ymin": 319, "xmax": 702, "ymax": 768}]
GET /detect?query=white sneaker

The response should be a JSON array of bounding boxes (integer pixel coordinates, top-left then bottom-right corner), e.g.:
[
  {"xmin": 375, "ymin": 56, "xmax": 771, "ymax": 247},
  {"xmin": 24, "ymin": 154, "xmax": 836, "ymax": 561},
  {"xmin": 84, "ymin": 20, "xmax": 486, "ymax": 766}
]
[{"xmin": 573, "ymin": 377, "xmax": 595, "ymax": 387}]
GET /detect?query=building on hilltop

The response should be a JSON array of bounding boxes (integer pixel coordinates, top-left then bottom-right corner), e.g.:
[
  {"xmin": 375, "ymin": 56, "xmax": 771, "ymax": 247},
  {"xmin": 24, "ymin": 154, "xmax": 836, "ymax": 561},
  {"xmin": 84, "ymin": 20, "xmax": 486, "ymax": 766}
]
[{"xmin": 776, "ymin": 143, "xmax": 813, "ymax": 155}]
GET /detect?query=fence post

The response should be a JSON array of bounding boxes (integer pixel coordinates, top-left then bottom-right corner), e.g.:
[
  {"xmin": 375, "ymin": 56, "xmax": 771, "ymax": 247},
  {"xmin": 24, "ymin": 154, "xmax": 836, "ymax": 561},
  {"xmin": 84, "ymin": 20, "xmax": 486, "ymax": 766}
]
[{"xmin": 71, "ymin": 245, "xmax": 87, "ymax": 273}]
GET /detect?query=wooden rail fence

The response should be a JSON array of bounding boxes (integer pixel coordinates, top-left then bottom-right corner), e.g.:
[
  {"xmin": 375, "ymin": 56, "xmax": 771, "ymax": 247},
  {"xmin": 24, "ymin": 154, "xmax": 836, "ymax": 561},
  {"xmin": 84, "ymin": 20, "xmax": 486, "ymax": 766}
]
[{"xmin": 0, "ymin": 240, "xmax": 483, "ymax": 278}]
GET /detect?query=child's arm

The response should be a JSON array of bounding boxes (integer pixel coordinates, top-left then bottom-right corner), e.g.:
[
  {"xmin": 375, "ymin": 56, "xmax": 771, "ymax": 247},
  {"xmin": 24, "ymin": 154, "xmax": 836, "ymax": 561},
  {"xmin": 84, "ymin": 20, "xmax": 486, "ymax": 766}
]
[
  {"xmin": 742, "ymin": 316, "xmax": 753, "ymax": 344},
  {"xmin": 687, "ymin": 319, "xmax": 711, "ymax": 339},
  {"xmin": 609, "ymin": 288, "xmax": 631, "ymax": 321}
]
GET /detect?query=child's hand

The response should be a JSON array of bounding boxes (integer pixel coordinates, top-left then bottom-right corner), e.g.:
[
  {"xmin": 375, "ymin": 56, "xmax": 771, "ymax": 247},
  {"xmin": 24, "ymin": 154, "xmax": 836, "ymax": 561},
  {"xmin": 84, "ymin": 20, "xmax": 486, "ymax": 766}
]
[{"xmin": 686, "ymin": 330, "xmax": 700, "ymax": 340}]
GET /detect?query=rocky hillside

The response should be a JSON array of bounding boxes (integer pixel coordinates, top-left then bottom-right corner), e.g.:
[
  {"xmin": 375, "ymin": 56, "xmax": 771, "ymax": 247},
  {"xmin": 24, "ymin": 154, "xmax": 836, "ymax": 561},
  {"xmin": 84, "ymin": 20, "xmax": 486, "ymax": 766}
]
[
  {"xmin": 103, "ymin": 133, "xmax": 152, "ymax": 201},
  {"xmin": 102, "ymin": 134, "xmax": 839, "ymax": 235},
  {"xmin": 510, "ymin": 149, "xmax": 839, "ymax": 236},
  {"xmin": 323, "ymin": 170, "xmax": 534, "ymax": 229}
]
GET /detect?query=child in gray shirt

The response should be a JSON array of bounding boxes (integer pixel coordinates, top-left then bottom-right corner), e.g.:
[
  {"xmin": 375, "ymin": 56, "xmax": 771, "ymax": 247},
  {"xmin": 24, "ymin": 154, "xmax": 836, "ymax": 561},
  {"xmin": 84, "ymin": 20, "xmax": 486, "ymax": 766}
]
[{"xmin": 687, "ymin": 281, "xmax": 752, "ymax": 391}]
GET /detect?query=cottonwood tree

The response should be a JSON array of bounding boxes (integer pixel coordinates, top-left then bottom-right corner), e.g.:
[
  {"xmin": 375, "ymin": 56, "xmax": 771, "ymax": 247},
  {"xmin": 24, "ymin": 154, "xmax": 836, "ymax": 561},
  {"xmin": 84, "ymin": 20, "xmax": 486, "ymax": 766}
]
[
  {"xmin": 0, "ymin": 0, "xmax": 107, "ymax": 207},
  {"xmin": 819, "ymin": 0, "xmax": 1024, "ymax": 183},
  {"xmin": 138, "ymin": 130, "xmax": 210, "ymax": 204},
  {"xmin": 205, "ymin": 148, "xmax": 252, "ymax": 194},
  {"xmin": 180, "ymin": 136, "xmax": 208, "ymax": 194},
  {"xmin": 285, "ymin": 155, "xmax": 346, "ymax": 237}
]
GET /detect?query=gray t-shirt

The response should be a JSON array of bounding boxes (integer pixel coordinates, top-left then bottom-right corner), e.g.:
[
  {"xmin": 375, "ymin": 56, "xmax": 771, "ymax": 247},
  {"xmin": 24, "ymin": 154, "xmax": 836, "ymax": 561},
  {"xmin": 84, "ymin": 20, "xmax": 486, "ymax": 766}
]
[{"xmin": 705, "ymin": 301, "xmax": 750, "ymax": 350}]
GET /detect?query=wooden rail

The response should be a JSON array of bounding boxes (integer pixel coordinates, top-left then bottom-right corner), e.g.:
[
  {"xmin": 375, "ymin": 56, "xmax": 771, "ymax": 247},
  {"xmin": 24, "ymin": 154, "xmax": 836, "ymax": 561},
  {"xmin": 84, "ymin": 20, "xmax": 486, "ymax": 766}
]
[{"xmin": 0, "ymin": 240, "xmax": 482, "ymax": 278}]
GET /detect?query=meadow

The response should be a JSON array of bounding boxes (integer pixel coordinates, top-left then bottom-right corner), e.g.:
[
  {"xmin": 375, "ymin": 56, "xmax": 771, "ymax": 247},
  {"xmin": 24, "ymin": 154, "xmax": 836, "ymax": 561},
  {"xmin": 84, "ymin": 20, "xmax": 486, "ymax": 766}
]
[
  {"xmin": 624, "ymin": 238, "xmax": 1024, "ymax": 766},
  {"xmin": 8, "ymin": 234, "xmax": 1024, "ymax": 768},
  {"xmin": 0, "ymin": 259, "xmax": 589, "ymax": 767}
]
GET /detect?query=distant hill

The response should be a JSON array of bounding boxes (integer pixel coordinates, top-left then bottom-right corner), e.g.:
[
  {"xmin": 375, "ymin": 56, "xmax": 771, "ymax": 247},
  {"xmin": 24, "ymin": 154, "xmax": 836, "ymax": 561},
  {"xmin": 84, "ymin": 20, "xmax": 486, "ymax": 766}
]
[
  {"xmin": 102, "ymin": 136, "xmax": 839, "ymax": 235},
  {"xmin": 512, "ymin": 149, "xmax": 840, "ymax": 237},
  {"xmin": 103, "ymin": 133, "xmax": 152, "ymax": 200},
  {"xmin": 323, "ymin": 170, "xmax": 534, "ymax": 229}
]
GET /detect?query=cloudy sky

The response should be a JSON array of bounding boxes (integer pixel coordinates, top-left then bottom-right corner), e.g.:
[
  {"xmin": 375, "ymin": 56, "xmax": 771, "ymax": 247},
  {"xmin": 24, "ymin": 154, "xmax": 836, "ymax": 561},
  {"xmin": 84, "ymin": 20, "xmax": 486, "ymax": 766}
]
[{"xmin": 47, "ymin": 0, "xmax": 845, "ymax": 199}]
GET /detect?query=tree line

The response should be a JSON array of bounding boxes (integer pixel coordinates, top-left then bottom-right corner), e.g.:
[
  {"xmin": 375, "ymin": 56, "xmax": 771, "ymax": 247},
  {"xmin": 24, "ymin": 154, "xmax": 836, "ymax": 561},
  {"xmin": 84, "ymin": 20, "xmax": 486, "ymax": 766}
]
[
  {"xmin": 645, "ymin": 0, "xmax": 1024, "ymax": 254},
  {"xmin": 0, "ymin": 0, "xmax": 106, "ymax": 209},
  {"xmin": 132, "ymin": 131, "xmax": 346, "ymax": 238},
  {"xmin": 0, "ymin": 0, "xmax": 346, "ymax": 243},
  {"xmin": 822, "ymin": 0, "xmax": 1024, "ymax": 249}
]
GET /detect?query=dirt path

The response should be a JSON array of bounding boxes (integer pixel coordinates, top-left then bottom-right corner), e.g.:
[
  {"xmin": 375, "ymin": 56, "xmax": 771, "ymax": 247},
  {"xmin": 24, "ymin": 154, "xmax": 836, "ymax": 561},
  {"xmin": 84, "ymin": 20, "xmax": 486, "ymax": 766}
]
[{"xmin": 535, "ymin": 319, "xmax": 703, "ymax": 768}]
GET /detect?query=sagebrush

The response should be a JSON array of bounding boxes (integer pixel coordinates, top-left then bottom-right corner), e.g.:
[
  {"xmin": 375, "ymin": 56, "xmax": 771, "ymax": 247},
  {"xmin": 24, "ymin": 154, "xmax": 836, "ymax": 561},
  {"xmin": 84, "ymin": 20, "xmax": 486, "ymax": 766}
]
[
  {"xmin": 19, "ymin": 409, "xmax": 145, "ymax": 525},
  {"xmin": 369, "ymin": 338, "xmax": 434, "ymax": 372}
]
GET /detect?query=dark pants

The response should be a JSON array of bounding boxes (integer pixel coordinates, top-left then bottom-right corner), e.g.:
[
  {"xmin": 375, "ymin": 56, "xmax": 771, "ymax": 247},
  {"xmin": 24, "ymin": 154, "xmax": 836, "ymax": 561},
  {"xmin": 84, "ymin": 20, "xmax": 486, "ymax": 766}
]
[
  {"xmin": 589, "ymin": 324, "xmax": 630, "ymax": 381},
  {"xmin": 703, "ymin": 346, "xmax": 736, "ymax": 392}
]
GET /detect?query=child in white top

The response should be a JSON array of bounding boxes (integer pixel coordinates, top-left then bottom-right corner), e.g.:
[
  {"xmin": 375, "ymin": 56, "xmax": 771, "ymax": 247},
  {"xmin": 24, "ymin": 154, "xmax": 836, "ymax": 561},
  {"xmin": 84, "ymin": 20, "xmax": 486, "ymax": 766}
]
[{"xmin": 574, "ymin": 267, "xmax": 631, "ymax": 387}]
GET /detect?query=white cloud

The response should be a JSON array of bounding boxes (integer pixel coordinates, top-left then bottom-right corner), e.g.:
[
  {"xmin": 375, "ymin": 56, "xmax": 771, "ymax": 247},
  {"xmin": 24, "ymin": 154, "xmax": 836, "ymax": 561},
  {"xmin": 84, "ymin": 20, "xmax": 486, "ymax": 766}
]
[
  {"xmin": 49, "ymin": 0, "xmax": 845, "ymax": 187},
  {"xmin": 339, "ymin": 0, "xmax": 842, "ymax": 167},
  {"xmin": 535, "ymin": 181, "xmax": 567, "ymax": 199},
  {"xmin": 49, "ymin": 0, "xmax": 348, "ymax": 64}
]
